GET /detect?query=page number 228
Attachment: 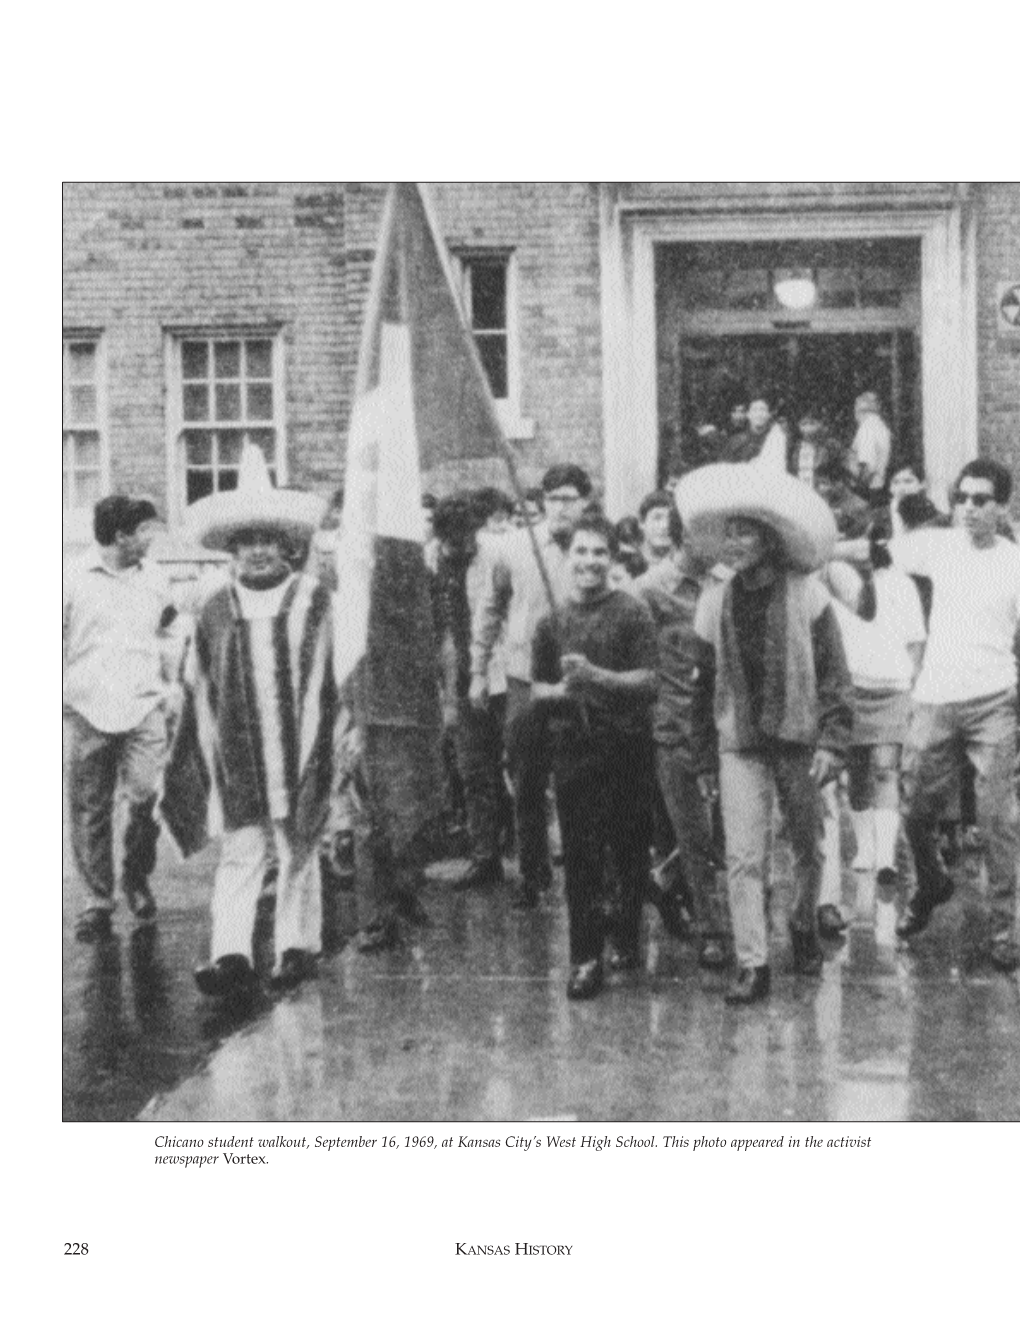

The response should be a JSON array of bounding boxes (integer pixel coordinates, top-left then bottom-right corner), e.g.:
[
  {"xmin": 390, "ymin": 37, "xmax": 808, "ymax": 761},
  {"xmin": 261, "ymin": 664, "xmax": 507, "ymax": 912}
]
[{"xmin": 65, "ymin": 1243, "xmax": 88, "ymax": 1256}]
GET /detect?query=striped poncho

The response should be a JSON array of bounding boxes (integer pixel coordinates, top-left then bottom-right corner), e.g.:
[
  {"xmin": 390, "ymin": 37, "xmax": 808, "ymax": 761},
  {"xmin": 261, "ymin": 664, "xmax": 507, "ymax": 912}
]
[{"xmin": 161, "ymin": 573, "xmax": 336, "ymax": 867}]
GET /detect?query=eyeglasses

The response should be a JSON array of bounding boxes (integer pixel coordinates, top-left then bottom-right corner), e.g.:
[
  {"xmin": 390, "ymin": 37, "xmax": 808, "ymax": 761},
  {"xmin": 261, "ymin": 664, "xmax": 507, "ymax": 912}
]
[
  {"xmin": 952, "ymin": 491, "xmax": 995, "ymax": 508},
  {"xmin": 544, "ymin": 493, "xmax": 581, "ymax": 505}
]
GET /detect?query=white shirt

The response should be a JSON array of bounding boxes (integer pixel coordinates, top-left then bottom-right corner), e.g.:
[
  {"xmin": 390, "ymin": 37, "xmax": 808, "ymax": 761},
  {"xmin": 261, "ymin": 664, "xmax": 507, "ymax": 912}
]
[
  {"xmin": 831, "ymin": 568, "xmax": 926, "ymax": 691},
  {"xmin": 852, "ymin": 413, "xmax": 892, "ymax": 490},
  {"xmin": 63, "ymin": 548, "xmax": 171, "ymax": 732},
  {"xmin": 892, "ymin": 529, "xmax": 1020, "ymax": 703}
]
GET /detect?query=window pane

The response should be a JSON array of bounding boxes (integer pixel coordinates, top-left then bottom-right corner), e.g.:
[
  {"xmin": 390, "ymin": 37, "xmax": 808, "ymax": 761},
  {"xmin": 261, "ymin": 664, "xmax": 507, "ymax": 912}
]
[
  {"xmin": 217, "ymin": 468, "xmax": 239, "ymax": 493},
  {"xmin": 67, "ymin": 341, "xmax": 96, "ymax": 381},
  {"xmin": 215, "ymin": 383, "xmax": 241, "ymax": 421},
  {"xmin": 475, "ymin": 335, "xmax": 508, "ymax": 398},
  {"xmin": 183, "ymin": 384, "xmax": 209, "ymax": 421},
  {"xmin": 246, "ymin": 382, "xmax": 273, "ymax": 419},
  {"xmin": 246, "ymin": 339, "xmax": 273, "ymax": 378},
  {"xmin": 185, "ymin": 430, "xmax": 212, "ymax": 465},
  {"xmin": 470, "ymin": 261, "xmax": 507, "ymax": 330},
  {"xmin": 214, "ymin": 341, "xmax": 241, "ymax": 379},
  {"xmin": 816, "ymin": 266, "xmax": 857, "ymax": 310},
  {"xmin": 247, "ymin": 429, "xmax": 277, "ymax": 464},
  {"xmin": 187, "ymin": 469, "xmax": 214, "ymax": 503},
  {"xmin": 860, "ymin": 265, "xmax": 902, "ymax": 309},
  {"xmin": 182, "ymin": 341, "xmax": 209, "ymax": 379},
  {"xmin": 75, "ymin": 432, "xmax": 101, "ymax": 466},
  {"xmin": 725, "ymin": 268, "xmax": 770, "ymax": 311},
  {"xmin": 218, "ymin": 431, "xmax": 243, "ymax": 465},
  {"xmin": 68, "ymin": 385, "xmax": 97, "ymax": 424}
]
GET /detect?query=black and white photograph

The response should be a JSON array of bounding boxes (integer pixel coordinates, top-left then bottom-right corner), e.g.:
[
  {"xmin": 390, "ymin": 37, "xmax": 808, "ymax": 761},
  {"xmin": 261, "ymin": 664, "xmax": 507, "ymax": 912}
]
[{"xmin": 61, "ymin": 180, "xmax": 1020, "ymax": 1127}]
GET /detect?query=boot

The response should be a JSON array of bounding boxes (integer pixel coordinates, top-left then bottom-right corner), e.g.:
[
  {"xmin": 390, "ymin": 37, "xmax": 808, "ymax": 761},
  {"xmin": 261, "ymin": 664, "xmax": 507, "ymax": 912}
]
[{"xmin": 789, "ymin": 921, "xmax": 824, "ymax": 976}]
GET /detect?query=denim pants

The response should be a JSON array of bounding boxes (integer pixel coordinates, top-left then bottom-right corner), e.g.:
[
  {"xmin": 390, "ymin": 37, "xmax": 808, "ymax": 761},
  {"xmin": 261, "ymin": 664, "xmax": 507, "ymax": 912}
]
[
  {"xmin": 212, "ymin": 822, "xmax": 321, "ymax": 964},
  {"xmin": 719, "ymin": 743, "xmax": 823, "ymax": 968},
  {"xmin": 655, "ymin": 745, "xmax": 727, "ymax": 937},
  {"xmin": 903, "ymin": 690, "xmax": 1019, "ymax": 938},
  {"xmin": 453, "ymin": 694, "xmax": 506, "ymax": 863},
  {"xmin": 66, "ymin": 707, "xmax": 166, "ymax": 913}
]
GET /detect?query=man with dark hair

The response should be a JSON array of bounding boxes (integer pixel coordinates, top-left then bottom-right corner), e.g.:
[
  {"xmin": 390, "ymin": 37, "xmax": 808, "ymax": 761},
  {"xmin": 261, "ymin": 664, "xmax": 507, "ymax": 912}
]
[
  {"xmin": 637, "ymin": 490, "xmax": 681, "ymax": 572},
  {"xmin": 64, "ymin": 495, "xmax": 169, "ymax": 941},
  {"xmin": 471, "ymin": 463, "xmax": 593, "ymax": 908},
  {"xmin": 632, "ymin": 508, "xmax": 731, "ymax": 969},
  {"xmin": 814, "ymin": 455, "xmax": 873, "ymax": 540},
  {"xmin": 892, "ymin": 458, "xmax": 1020, "ymax": 972},
  {"xmin": 471, "ymin": 486, "xmax": 515, "ymax": 538},
  {"xmin": 531, "ymin": 512, "xmax": 659, "ymax": 998}
]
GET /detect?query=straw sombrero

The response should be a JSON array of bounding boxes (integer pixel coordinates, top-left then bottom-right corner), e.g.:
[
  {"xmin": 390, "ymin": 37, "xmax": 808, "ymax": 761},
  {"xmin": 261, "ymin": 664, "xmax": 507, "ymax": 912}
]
[
  {"xmin": 184, "ymin": 444, "xmax": 327, "ymax": 552},
  {"xmin": 674, "ymin": 457, "xmax": 837, "ymax": 573}
]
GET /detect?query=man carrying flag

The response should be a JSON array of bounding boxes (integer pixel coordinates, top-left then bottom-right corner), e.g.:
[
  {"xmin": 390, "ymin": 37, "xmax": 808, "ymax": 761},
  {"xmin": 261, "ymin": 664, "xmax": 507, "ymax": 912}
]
[{"xmin": 334, "ymin": 183, "xmax": 516, "ymax": 949}]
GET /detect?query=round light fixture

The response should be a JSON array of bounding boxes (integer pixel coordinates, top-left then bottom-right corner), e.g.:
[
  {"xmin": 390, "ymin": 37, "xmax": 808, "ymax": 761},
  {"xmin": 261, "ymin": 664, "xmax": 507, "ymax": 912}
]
[{"xmin": 773, "ymin": 268, "xmax": 817, "ymax": 312}]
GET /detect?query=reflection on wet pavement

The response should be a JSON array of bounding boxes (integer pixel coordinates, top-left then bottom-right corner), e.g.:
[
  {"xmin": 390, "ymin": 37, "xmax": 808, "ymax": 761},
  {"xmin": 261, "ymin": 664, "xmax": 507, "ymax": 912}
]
[{"xmin": 138, "ymin": 855, "xmax": 1020, "ymax": 1124}]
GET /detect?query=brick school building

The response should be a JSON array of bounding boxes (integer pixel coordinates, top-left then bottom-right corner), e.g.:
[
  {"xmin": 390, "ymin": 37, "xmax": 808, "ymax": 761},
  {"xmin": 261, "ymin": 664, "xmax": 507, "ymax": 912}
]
[{"xmin": 63, "ymin": 182, "xmax": 1020, "ymax": 553}]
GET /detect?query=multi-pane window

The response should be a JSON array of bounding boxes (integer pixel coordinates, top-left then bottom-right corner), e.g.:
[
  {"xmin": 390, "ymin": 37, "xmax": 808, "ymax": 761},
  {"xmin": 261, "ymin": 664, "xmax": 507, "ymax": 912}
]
[
  {"xmin": 63, "ymin": 338, "xmax": 105, "ymax": 515},
  {"xmin": 176, "ymin": 336, "xmax": 281, "ymax": 504},
  {"xmin": 459, "ymin": 255, "xmax": 511, "ymax": 400}
]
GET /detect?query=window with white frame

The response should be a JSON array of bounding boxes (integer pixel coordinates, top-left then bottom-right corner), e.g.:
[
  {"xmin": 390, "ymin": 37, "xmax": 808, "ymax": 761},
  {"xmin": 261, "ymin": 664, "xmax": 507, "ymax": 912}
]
[
  {"xmin": 172, "ymin": 334, "xmax": 283, "ymax": 505},
  {"xmin": 63, "ymin": 337, "xmax": 106, "ymax": 517},
  {"xmin": 456, "ymin": 253, "xmax": 515, "ymax": 403}
]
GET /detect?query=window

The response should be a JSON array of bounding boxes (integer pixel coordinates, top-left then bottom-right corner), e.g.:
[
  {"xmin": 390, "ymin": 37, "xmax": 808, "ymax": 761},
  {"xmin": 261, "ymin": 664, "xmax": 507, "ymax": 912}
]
[
  {"xmin": 460, "ymin": 255, "xmax": 510, "ymax": 399},
  {"xmin": 63, "ymin": 337, "xmax": 106, "ymax": 519},
  {"xmin": 172, "ymin": 334, "xmax": 283, "ymax": 506}
]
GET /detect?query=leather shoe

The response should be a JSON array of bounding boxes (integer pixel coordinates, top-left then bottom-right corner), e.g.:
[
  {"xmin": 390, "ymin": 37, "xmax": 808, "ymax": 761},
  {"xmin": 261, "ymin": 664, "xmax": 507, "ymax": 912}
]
[
  {"xmin": 194, "ymin": 954, "xmax": 257, "ymax": 998},
  {"xmin": 698, "ymin": 936, "xmax": 730, "ymax": 970},
  {"xmin": 789, "ymin": 922, "xmax": 824, "ymax": 976},
  {"xmin": 645, "ymin": 878, "xmax": 694, "ymax": 940},
  {"xmin": 270, "ymin": 948, "xmax": 319, "ymax": 990},
  {"xmin": 895, "ymin": 876, "xmax": 954, "ymax": 940},
  {"xmin": 987, "ymin": 936, "xmax": 1020, "ymax": 974},
  {"xmin": 876, "ymin": 866, "xmax": 898, "ymax": 889},
  {"xmin": 817, "ymin": 903, "xmax": 847, "ymax": 939},
  {"xmin": 75, "ymin": 909, "xmax": 113, "ymax": 944},
  {"xmin": 725, "ymin": 965, "xmax": 770, "ymax": 1004},
  {"xmin": 566, "ymin": 959, "xmax": 603, "ymax": 1000},
  {"xmin": 450, "ymin": 856, "xmax": 505, "ymax": 891}
]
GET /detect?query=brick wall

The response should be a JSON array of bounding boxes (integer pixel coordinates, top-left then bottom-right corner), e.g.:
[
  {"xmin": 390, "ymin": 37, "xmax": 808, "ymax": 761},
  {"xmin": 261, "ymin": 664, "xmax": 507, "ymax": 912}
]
[{"xmin": 974, "ymin": 183, "xmax": 1020, "ymax": 503}]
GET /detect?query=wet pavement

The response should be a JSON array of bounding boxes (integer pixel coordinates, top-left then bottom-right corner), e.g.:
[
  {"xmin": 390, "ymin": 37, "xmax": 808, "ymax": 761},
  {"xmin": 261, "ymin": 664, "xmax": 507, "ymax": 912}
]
[{"xmin": 61, "ymin": 828, "xmax": 1017, "ymax": 1123}]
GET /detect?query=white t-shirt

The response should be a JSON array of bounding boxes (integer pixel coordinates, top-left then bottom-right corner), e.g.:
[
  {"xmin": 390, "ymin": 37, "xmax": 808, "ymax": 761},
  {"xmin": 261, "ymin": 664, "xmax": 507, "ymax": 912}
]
[
  {"xmin": 831, "ymin": 568, "xmax": 926, "ymax": 691},
  {"xmin": 852, "ymin": 413, "xmax": 892, "ymax": 490},
  {"xmin": 892, "ymin": 529, "xmax": 1020, "ymax": 703}
]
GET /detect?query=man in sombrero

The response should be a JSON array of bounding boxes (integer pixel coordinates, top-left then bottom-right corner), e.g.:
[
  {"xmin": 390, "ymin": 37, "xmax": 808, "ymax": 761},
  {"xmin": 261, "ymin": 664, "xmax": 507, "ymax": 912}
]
[
  {"xmin": 677, "ymin": 457, "xmax": 852, "ymax": 1004},
  {"xmin": 161, "ymin": 445, "xmax": 336, "ymax": 996}
]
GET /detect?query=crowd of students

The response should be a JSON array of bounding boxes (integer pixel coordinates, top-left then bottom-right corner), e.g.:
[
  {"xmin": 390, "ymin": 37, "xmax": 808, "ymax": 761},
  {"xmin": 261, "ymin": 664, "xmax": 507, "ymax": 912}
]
[{"xmin": 63, "ymin": 409, "xmax": 1020, "ymax": 1007}]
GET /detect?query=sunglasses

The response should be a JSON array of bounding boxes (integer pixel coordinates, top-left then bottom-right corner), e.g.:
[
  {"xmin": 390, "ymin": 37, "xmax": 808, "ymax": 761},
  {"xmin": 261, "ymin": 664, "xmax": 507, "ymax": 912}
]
[{"xmin": 951, "ymin": 491, "xmax": 995, "ymax": 508}]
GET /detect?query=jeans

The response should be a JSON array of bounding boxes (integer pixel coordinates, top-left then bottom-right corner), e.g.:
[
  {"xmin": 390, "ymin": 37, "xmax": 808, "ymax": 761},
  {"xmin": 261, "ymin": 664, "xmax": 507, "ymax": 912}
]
[
  {"xmin": 504, "ymin": 678, "xmax": 553, "ymax": 887},
  {"xmin": 212, "ymin": 822, "xmax": 321, "ymax": 964},
  {"xmin": 903, "ymin": 691, "xmax": 1019, "ymax": 937},
  {"xmin": 655, "ymin": 745, "xmax": 727, "ymax": 937},
  {"xmin": 719, "ymin": 743, "xmax": 823, "ymax": 969},
  {"xmin": 453, "ymin": 693, "xmax": 506, "ymax": 863},
  {"xmin": 66, "ymin": 707, "xmax": 166, "ymax": 914},
  {"xmin": 555, "ymin": 741, "xmax": 654, "ymax": 965}
]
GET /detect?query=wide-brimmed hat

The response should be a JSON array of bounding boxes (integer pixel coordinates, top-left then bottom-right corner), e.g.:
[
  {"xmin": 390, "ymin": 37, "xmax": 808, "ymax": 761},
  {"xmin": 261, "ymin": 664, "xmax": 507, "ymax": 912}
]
[
  {"xmin": 674, "ymin": 457, "xmax": 837, "ymax": 572},
  {"xmin": 184, "ymin": 444, "xmax": 327, "ymax": 552}
]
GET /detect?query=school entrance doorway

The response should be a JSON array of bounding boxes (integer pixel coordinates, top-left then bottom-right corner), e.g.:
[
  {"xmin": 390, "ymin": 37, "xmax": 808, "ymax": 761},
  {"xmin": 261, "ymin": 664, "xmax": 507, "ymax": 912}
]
[{"xmin": 655, "ymin": 238, "xmax": 922, "ymax": 480}]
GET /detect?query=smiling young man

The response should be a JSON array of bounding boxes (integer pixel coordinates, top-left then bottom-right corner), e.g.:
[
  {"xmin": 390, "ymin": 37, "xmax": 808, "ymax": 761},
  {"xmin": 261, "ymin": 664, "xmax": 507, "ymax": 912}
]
[
  {"xmin": 530, "ymin": 512, "xmax": 659, "ymax": 999},
  {"xmin": 891, "ymin": 459, "xmax": 1020, "ymax": 972}
]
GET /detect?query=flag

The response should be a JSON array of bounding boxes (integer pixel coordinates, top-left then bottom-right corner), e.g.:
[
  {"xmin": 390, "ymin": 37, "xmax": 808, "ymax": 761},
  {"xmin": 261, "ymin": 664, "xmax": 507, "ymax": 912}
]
[{"xmin": 334, "ymin": 182, "xmax": 506, "ymax": 860}]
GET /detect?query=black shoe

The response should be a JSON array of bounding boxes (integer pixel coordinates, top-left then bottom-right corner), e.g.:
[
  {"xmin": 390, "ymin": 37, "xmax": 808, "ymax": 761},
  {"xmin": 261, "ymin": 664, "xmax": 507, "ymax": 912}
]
[
  {"xmin": 789, "ymin": 922, "xmax": 824, "ymax": 976},
  {"xmin": 123, "ymin": 878, "xmax": 156, "ymax": 921},
  {"xmin": 698, "ymin": 935, "xmax": 730, "ymax": 971},
  {"xmin": 75, "ymin": 909, "xmax": 113, "ymax": 944},
  {"xmin": 645, "ymin": 878, "xmax": 694, "ymax": 940},
  {"xmin": 450, "ymin": 856, "xmax": 505, "ymax": 891},
  {"xmin": 896, "ymin": 876, "xmax": 955, "ymax": 940},
  {"xmin": 510, "ymin": 883, "xmax": 539, "ymax": 910},
  {"xmin": 817, "ymin": 903, "xmax": 848, "ymax": 939},
  {"xmin": 356, "ymin": 919, "xmax": 399, "ymax": 953},
  {"xmin": 725, "ymin": 965, "xmax": 770, "ymax": 1005},
  {"xmin": 607, "ymin": 947, "xmax": 641, "ymax": 973},
  {"xmin": 875, "ymin": 866, "xmax": 898, "ymax": 889},
  {"xmin": 566, "ymin": 959, "xmax": 603, "ymax": 1000},
  {"xmin": 270, "ymin": 947, "xmax": 319, "ymax": 990},
  {"xmin": 194, "ymin": 954, "xmax": 257, "ymax": 998},
  {"xmin": 987, "ymin": 936, "xmax": 1020, "ymax": 974}
]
